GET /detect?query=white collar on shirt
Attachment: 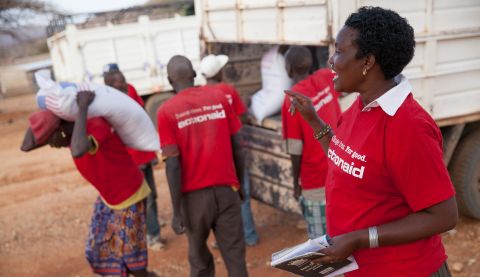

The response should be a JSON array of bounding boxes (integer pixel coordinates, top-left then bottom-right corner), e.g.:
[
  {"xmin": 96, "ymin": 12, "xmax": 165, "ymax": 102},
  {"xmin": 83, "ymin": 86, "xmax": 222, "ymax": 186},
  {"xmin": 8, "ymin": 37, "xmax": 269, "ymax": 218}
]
[{"xmin": 362, "ymin": 74, "xmax": 412, "ymax": 116}]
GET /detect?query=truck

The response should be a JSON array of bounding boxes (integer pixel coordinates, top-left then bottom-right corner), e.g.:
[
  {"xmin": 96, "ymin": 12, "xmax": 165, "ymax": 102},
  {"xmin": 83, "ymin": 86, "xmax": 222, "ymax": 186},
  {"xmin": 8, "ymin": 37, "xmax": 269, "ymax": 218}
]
[
  {"xmin": 47, "ymin": 0, "xmax": 480, "ymax": 219},
  {"xmin": 193, "ymin": 0, "xmax": 480, "ymax": 219},
  {"xmin": 47, "ymin": 14, "xmax": 203, "ymax": 126}
]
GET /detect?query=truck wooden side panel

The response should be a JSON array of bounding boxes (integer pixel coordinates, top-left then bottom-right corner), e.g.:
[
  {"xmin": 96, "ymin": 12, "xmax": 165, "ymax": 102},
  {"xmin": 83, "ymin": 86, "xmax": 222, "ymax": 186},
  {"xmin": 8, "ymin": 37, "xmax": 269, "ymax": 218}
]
[{"xmin": 242, "ymin": 124, "xmax": 302, "ymax": 214}]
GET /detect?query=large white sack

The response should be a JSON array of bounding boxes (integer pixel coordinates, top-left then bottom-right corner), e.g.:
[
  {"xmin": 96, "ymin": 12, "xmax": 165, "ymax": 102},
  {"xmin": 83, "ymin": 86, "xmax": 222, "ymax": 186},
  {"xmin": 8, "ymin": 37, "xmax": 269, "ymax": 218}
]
[
  {"xmin": 35, "ymin": 70, "xmax": 160, "ymax": 151},
  {"xmin": 250, "ymin": 46, "xmax": 293, "ymax": 122}
]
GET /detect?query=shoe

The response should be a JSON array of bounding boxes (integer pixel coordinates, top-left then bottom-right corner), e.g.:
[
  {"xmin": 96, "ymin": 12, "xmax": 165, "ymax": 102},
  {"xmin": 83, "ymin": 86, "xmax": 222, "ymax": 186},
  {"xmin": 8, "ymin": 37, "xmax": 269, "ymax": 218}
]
[{"xmin": 147, "ymin": 234, "xmax": 165, "ymax": 250}]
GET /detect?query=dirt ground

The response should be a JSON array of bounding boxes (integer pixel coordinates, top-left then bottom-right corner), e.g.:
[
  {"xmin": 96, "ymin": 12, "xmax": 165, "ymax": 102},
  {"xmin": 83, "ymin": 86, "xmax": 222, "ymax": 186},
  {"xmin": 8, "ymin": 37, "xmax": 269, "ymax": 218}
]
[{"xmin": 1, "ymin": 94, "xmax": 479, "ymax": 277}]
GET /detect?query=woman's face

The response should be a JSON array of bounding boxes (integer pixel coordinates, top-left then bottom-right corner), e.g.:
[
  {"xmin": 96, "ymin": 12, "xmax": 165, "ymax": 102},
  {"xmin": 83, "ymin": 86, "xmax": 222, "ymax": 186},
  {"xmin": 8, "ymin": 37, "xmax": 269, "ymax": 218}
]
[{"xmin": 328, "ymin": 26, "xmax": 365, "ymax": 93}]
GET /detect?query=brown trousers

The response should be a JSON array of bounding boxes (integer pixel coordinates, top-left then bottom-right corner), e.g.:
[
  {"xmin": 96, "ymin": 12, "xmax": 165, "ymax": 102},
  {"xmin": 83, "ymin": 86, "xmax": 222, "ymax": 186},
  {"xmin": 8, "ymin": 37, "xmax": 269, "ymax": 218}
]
[{"xmin": 182, "ymin": 186, "xmax": 248, "ymax": 277}]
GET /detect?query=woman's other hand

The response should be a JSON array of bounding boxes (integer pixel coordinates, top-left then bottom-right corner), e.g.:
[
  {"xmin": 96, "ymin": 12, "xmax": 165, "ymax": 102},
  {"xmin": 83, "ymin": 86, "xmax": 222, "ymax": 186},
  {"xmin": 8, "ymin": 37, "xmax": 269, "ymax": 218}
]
[{"xmin": 313, "ymin": 231, "xmax": 366, "ymax": 264}]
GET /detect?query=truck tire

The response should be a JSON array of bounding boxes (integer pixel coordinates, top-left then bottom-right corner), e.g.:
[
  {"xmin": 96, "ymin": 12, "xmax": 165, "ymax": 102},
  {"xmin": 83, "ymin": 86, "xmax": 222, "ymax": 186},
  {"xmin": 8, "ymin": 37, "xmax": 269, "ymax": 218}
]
[
  {"xmin": 449, "ymin": 128, "xmax": 480, "ymax": 219},
  {"xmin": 144, "ymin": 92, "xmax": 174, "ymax": 128}
]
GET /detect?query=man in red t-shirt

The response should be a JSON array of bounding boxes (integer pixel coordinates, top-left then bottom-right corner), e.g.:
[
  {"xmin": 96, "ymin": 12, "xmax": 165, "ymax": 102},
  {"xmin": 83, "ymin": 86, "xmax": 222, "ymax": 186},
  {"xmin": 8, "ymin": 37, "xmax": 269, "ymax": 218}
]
[
  {"xmin": 104, "ymin": 68, "xmax": 164, "ymax": 250},
  {"xmin": 282, "ymin": 46, "xmax": 341, "ymax": 239},
  {"xmin": 157, "ymin": 55, "xmax": 248, "ymax": 277},
  {"xmin": 200, "ymin": 54, "xmax": 259, "ymax": 246},
  {"xmin": 200, "ymin": 54, "xmax": 248, "ymax": 122},
  {"xmin": 21, "ymin": 91, "xmax": 152, "ymax": 277}
]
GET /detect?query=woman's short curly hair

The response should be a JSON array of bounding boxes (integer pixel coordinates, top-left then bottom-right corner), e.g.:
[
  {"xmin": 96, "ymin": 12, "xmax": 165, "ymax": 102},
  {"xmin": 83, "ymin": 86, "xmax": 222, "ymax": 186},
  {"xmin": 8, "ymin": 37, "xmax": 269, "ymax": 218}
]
[{"xmin": 345, "ymin": 6, "xmax": 415, "ymax": 79}]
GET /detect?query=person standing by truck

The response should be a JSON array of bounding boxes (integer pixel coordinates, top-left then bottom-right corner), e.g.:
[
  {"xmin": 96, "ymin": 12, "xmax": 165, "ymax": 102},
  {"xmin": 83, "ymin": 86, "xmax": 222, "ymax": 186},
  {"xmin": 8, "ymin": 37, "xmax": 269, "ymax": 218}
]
[
  {"xmin": 21, "ymin": 91, "xmax": 153, "ymax": 277},
  {"xmin": 103, "ymin": 64, "xmax": 165, "ymax": 250},
  {"xmin": 200, "ymin": 55, "xmax": 249, "ymax": 123},
  {"xmin": 281, "ymin": 46, "xmax": 341, "ymax": 239},
  {"xmin": 285, "ymin": 6, "xmax": 457, "ymax": 276},
  {"xmin": 200, "ymin": 54, "xmax": 259, "ymax": 246},
  {"xmin": 158, "ymin": 55, "xmax": 248, "ymax": 277}
]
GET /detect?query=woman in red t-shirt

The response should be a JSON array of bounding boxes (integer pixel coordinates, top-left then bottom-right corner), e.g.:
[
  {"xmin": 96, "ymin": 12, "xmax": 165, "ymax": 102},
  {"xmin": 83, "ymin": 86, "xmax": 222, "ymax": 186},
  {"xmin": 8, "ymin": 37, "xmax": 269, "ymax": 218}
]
[
  {"xmin": 21, "ymin": 91, "xmax": 153, "ymax": 277},
  {"xmin": 286, "ymin": 7, "xmax": 457, "ymax": 277}
]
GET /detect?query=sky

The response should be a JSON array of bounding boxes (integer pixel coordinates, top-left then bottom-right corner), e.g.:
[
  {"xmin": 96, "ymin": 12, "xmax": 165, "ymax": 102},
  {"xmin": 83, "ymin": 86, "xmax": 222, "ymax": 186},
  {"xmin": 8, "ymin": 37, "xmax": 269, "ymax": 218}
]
[
  {"xmin": 1, "ymin": 0, "xmax": 150, "ymax": 46},
  {"xmin": 45, "ymin": 0, "xmax": 148, "ymax": 14}
]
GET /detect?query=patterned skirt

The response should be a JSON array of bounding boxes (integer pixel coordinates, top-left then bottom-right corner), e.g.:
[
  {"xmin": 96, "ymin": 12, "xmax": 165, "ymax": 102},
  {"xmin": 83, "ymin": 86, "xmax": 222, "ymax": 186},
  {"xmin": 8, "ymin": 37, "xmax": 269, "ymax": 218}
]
[{"xmin": 85, "ymin": 197, "xmax": 148, "ymax": 276}]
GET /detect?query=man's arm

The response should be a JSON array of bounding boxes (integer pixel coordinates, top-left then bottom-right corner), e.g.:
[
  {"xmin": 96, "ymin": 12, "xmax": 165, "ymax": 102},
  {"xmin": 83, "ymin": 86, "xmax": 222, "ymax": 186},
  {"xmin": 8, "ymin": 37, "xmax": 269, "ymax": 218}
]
[
  {"xmin": 165, "ymin": 155, "xmax": 185, "ymax": 234},
  {"xmin": 290, "ymin": 154, "xmax": 302, "ymax": 200},
  {"xmin": 286, "ymin": 137, "xmax": 303, "ymax": 201},
  {"xmin": 70, "ymin": 90, "xmax": 95, "ymax": 158},
  {"xmin": 231, "ymin": 132, "xmax": 245, "ymax": 200},
  {"xmin": 238, "ymin": 112, "xmax": 248, "ymax": 125}
]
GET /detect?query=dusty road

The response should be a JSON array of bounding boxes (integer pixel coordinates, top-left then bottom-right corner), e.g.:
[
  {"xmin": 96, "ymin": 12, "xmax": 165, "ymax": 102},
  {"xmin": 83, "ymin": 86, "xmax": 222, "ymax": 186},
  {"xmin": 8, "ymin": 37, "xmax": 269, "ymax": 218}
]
[{"xmin": 0, "ymin": 94, "xmax": 479, "ymax": 277}]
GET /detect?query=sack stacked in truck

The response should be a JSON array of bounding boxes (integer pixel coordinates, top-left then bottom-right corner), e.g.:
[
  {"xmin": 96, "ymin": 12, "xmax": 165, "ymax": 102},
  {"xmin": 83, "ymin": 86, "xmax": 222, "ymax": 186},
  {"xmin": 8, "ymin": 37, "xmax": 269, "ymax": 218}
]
[
  {"xmin": 34, "ymin": 70, "xmax": 160, "ymax": 151},
  {"xmin": 250, "ymin": 46, "xmax": 293, "ymax": 122}
]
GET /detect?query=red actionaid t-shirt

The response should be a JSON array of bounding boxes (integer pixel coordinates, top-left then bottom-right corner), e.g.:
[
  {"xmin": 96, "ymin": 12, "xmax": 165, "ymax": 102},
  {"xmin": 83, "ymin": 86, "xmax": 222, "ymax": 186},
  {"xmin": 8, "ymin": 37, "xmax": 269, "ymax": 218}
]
[
  {"xmin": 73, "ymin": 117, "xmax": 144, "ymax": 205},
  {"xmin": 127, "ymin": 84, "xmax": 145, "ymax": 106},
  {"xmin": 326, "ymin": 95, "xmax": 455, "ymax": 276},
  {"xmin": 206, "ymin": 83, "xmax": 247, "ymax": 117},
  {"xmin": 125, "ymin": 84, "xmax": 157, "ymax": 166},
  {"xmin": 282, "ymin": 69, "xmax": 341, "ymax": 190},
  {"xmin": 157, "ymin": 86, "xmax": 242, "ymax": 193}
]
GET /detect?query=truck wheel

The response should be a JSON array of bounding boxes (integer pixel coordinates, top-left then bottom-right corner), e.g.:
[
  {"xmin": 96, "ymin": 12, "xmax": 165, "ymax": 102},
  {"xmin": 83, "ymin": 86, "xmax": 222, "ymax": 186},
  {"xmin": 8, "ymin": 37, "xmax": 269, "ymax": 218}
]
[
  {"xmin": 145, "ymin": 92, "xmax": 174, "ymax": 128},
  {"xmin": 449, "ymin": 128, "xmax": 480, "ymax": 219}
]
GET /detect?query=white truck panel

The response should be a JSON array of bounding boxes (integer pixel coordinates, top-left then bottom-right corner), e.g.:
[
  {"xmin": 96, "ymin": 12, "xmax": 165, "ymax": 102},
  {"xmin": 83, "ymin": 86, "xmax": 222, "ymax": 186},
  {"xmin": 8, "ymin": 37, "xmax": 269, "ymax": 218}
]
[
  {"xmin": 196, "ymin": 0, "xmax": 480, "ymax": 122},
  {"xmin": 47, "ymin": 15, "xmax": 204, "ymax": 96},
  {"xmin": 198, "ymin": 0, "xmax": 480, "ymax": 44},
  {"xmin": 282, "ymin": 6, "xmax": 329, "ymax": 43},
  {"xmin": 199, "ymin": 0, "xmax": 330, "ymax": 44},
  {"xmin": 432, "ymin": 0, "xmax": 480, "ymax": 33}
]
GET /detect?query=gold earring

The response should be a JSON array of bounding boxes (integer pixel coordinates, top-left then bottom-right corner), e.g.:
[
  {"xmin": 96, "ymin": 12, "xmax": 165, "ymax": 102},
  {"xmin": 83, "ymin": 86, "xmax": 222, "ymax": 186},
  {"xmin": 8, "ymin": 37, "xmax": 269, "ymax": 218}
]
[
  {"xmin": 362, "ymin": 68, "xmax": 368, "ymax": 76},
  {"xmin": 61, "ymin": 131, "xmax": 66, "ymax": 138}
]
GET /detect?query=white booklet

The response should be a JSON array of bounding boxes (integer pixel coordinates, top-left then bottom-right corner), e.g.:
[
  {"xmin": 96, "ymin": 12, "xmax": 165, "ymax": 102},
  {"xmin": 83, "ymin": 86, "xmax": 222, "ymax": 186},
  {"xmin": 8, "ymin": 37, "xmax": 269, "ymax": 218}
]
[{"xmin": 271, "ymin": 235, "xmax": 359, "ymax": 277}]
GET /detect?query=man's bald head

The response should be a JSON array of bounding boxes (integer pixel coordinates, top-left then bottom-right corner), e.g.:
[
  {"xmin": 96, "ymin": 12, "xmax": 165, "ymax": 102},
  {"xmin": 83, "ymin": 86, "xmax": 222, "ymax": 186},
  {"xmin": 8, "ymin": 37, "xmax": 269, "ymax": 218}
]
[
  {"xmin": 285, "ymin": 46, "xmax": 312, "ymax": 76},
  {"xmin": 167, "ymin": 55, "xmax": 196, "ymax": 86}
]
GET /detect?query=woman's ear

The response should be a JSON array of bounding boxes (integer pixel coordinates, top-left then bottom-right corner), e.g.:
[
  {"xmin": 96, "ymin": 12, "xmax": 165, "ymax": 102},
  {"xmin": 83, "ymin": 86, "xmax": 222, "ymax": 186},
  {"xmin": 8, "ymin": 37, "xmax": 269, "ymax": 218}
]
[{"xmin": 364, "ymin": 54, "xmax": 376, "ymax": 71}]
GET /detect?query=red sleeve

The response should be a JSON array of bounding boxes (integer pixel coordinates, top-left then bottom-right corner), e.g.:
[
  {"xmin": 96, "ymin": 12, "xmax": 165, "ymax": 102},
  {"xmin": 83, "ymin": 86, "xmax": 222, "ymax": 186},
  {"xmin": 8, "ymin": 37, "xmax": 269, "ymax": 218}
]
[
  {"xmin": 386, "ymin": 119, "xmax": 455, "ymax": 212},
  {"xmin": 221, "ymin": 95, "xmax": 241, "ymax": 135},
  {"xmin": 281, "ymin": 93, "xmax": 303, "ymax": 140},
  {"xmin": 227, "ymin": 84, "xmax": 247, "ymax": 116},
  {"xmin": 127, "ymin": 148, "xmax": 157, "ymax": 166},
  {"xmin": 157, "ymin": 106, "xmax": 178, "ymax": 150},
  {"xmin": 86, "ymin": 118, "xmax": 113, "ymax": 145},
  {"xmin": 127, "ymin": 84, "xmax": 144, "ymax": 107}
]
